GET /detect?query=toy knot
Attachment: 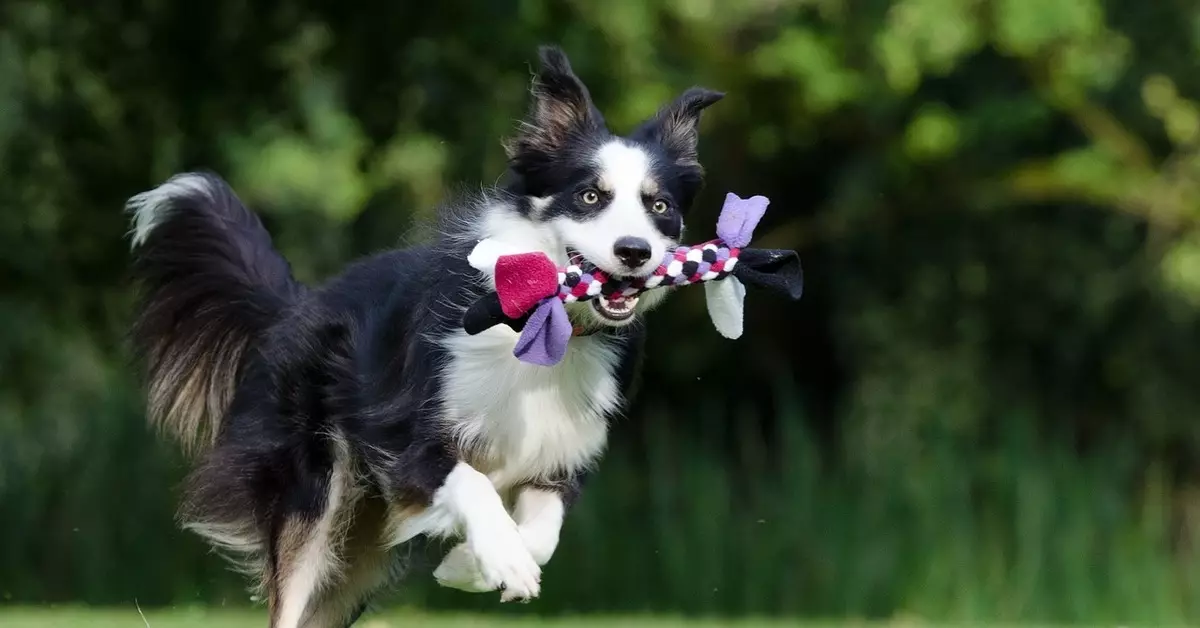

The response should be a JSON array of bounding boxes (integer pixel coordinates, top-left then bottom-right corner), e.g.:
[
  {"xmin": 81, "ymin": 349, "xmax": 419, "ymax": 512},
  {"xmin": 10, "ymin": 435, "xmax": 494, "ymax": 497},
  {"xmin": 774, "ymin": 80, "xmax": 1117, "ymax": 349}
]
[
  {"xmin": 494, "ymin": 252, "xmax": 560, "ymax": 319},
  {"xmin": 716, "ymin": 193, "xmax": 770, "ymax": 248}
]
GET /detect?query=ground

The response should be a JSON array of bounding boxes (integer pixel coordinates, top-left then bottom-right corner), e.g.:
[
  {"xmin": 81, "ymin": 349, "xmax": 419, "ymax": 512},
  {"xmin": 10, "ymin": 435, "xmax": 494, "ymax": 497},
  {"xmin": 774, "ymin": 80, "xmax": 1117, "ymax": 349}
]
[{"xmin": 0, "ymin": 607, "xmax": 1037, "ymax": 628}]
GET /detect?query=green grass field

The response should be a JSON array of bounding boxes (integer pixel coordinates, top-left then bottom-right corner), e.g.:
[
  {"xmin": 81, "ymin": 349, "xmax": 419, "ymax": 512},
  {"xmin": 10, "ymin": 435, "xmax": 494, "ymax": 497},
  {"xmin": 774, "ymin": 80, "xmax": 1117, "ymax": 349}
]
[
  {"xmin": 0, "ymin": 608, "xmax": 862, "ymax": 628},
  {"xmin": 0, "ymin": 609, "xmax": 808, "ymax": 628},
  {"xmin": 0, "ymin": 608, "xmax": 1063, "ymax": 628}
]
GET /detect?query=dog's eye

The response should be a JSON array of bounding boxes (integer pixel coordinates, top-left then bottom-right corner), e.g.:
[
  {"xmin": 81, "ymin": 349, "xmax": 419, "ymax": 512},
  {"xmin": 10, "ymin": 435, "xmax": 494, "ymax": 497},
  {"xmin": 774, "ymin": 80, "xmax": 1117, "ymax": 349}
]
[
  {"xmin": 580, "ymin": 190, "xmax": 600, "ymax": 205},
  {"xmin": 651, "ymin": 199, "xmax": 671, "ymax": 214}
]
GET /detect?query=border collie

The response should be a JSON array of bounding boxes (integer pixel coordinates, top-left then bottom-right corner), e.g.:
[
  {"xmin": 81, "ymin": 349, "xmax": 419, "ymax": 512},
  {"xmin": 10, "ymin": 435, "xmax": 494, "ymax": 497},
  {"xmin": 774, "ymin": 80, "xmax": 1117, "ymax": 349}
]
[{"xmin": 127, "ymin": 46, "xmax": 722, "ymax": 628}]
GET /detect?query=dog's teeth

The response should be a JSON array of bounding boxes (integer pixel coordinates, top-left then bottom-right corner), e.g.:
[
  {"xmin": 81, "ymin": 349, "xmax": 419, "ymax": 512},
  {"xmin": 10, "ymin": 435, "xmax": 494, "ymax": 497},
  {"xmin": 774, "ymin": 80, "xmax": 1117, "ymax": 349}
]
[{"xmin": 595, "ymin": 294, "xmax": 638, "ymax": 320}]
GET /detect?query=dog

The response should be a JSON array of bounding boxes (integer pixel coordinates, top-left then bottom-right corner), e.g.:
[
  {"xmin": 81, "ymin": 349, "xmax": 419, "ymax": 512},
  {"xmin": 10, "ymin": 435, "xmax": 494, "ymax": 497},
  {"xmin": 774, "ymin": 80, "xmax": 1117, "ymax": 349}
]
[{"xmin": 127, "ymin": 46, "xmax": 722, "ymax": 628}]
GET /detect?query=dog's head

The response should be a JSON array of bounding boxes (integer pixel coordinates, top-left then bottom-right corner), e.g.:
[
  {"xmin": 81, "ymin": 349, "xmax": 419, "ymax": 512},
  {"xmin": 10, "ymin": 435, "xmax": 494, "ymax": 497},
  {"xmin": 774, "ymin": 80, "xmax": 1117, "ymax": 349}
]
[{"xmin": 500, "ymin": 46, "xmax": 723, "ymax": 328}]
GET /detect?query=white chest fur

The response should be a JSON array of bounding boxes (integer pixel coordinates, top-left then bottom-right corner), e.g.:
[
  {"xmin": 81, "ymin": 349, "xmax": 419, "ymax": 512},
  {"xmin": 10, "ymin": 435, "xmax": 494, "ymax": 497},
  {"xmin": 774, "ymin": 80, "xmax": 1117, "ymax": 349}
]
[{"xmin": 438, "ymin": 326, "xmax": 622, "ymax": 490}]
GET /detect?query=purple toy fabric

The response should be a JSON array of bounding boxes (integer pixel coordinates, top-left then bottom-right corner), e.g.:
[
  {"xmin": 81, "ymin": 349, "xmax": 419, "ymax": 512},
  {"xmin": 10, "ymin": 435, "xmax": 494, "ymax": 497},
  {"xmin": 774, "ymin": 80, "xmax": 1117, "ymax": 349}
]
[
  {"xmin": 512, "ymin": 298, "xmax": 572, "ymax": 366},
  {"xmin": 716, "ymin": 192, "xmax": 770, "ymax": 248}
]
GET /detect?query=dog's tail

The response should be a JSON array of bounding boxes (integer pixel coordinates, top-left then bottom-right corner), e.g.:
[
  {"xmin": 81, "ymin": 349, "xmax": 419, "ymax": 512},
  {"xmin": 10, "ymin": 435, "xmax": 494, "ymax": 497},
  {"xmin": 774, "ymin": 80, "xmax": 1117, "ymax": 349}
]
[{"xmin": 127, "ymin": 172, "xmax": 302, "ymax": 457}]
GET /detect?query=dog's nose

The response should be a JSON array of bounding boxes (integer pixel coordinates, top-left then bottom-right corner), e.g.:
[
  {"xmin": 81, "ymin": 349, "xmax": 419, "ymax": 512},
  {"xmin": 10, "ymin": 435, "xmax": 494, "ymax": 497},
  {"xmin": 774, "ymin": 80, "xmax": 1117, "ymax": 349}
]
[{"xmin": 613, "ymin": 237, "xmax": 652, "ymax": 269}]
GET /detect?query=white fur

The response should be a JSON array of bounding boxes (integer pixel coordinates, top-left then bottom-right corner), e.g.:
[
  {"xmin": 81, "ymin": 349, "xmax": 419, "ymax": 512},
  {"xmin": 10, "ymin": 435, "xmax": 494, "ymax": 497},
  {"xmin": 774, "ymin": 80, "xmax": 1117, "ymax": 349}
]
[
  {"xmin": 514, "ymin": 487, "xmax": 566, "ymax": 565},
  {"xmin": 439, "ymin": 326, "xmax": 619, "ymax": 488},
  {"xmin": 434, "ymin": 486, "xmax": 565, "ymax": 594},
  {"xmin": 422, "ymin": 462, "xmax": 542, "ymax": 600},
  {"xmin": 553, "ymin": 141, "xmax": 671, "ymax": 277},
  {"xmin": 126, "ymin": 173, "xmax": 215, "ymax": 248},
  {"xmin": 483, "ymin": 205, "xmax": 565, "ymax": 262},
  {"xmin": 274, "ymin": 442, "xmax": 353, "ymax": 628},
  {"xmin": 459, "ymin": 204, "xmax": 571, "ymax": 291},
  {"xmin": 433, "ymin": 543, "xmax": 492, "ymax": 593},
  {"xmin": 386, "ymin": 502, "xmax": 456, "ymax": 548},
  {"xmin": 467, "ymin": 238, "xmax": 523, "ymax": 275}
]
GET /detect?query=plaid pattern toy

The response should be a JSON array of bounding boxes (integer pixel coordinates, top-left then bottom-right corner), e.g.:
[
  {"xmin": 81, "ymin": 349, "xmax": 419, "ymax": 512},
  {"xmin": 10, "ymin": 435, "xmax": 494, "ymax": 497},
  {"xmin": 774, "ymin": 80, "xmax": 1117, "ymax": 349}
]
[{"xmin": 463, "ymin": 192, "xmax": 804, "ymax": 366}]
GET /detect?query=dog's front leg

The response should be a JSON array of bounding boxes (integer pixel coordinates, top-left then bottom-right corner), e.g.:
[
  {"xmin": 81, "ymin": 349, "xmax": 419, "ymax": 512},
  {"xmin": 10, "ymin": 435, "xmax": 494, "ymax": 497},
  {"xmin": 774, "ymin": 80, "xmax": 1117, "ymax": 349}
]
[
  {"xmin": 435, "ymin": 480, "xmax": 577, "ymax": 600},
  {"xmin": 513, "ymin": 486, "xmax": 566, "ymax": 565},
  {"xmin": 423, "ymin": 462, "xmax": 542, "ymax": 601}
]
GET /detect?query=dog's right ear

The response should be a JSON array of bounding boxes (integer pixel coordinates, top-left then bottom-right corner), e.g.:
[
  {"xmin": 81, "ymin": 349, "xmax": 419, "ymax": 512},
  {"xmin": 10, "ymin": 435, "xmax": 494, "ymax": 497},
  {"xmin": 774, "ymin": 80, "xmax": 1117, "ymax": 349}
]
[
  {"xmin": 506, "ymin": 46, "xmax": 603, "ymax": 166},
  {"xmin": 636, "ymin": 87, "xmax": 724, "ymax": 168}
]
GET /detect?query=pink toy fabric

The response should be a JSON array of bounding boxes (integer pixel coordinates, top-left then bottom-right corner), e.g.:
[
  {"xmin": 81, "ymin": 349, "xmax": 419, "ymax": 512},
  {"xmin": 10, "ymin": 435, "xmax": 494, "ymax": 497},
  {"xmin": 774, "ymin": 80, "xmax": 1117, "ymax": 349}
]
[{"xmin": 494, "ymin": 252, "xmax": 560, "ymax": 319}]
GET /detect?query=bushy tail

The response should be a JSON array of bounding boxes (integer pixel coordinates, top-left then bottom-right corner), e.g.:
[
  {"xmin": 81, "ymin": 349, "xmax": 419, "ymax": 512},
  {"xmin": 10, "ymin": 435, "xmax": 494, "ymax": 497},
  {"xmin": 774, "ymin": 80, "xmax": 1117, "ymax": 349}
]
[{"xmin": 127, "ymin": 172, "xmax": 302, "ymax": 456}]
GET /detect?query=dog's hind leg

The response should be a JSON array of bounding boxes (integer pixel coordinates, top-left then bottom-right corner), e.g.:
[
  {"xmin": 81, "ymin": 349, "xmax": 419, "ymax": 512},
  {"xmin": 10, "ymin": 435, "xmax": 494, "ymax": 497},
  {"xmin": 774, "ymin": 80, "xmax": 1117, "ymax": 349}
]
[
  {"xmin": 300, "ymin": 496, "xmax": 406, "ymax": 627},
  {"xmin": 266, "ymin": 451, "xmax": 356, "ymax": 628},
  {"xmin": 268, "ymin": 515, "xmax": 332, "ymax": 628}
]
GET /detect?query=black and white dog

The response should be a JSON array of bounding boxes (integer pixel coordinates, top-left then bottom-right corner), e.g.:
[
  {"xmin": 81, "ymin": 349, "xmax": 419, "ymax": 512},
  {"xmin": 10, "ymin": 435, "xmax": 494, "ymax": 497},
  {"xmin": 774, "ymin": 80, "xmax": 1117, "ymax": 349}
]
[{"xmin": 128, "ymin": 46, "xmax": 722, "ymax": 627}]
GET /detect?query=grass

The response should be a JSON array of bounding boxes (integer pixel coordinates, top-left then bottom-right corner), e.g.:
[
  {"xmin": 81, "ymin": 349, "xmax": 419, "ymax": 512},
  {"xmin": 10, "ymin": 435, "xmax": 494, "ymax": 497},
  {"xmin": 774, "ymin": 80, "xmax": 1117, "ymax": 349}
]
[{"xmin": 0, "ymin": 607, "xmax": 1062, "ymax": 628}]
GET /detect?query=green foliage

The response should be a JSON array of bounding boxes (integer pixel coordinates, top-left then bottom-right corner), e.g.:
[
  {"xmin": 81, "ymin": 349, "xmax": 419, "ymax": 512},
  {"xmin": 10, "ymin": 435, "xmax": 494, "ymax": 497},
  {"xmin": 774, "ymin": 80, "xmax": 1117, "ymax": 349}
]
[{"xmin": 3, "ymin": 0, "xmax": 1200, "ymax": 622}]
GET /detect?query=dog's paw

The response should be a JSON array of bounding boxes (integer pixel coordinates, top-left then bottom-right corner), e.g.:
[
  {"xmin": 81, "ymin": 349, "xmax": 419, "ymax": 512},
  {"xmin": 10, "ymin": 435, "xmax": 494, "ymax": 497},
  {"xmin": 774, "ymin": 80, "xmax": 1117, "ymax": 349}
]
[
  {"xmin": 433, "ymin": 542, "xmax": 494, "ymax": 592},
  {"xmin": 468, "ymin": 522, "xmax": 541, "ymax": 602}
]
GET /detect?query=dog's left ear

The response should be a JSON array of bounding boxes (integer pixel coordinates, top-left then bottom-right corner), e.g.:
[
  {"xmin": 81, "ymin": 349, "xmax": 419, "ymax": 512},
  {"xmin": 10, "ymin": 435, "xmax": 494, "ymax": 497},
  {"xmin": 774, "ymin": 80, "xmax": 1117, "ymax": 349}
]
[
  {"xmin": 637, "ymin": 87, "xmax": 724, "ymax": 166},
  {"xmin": 507, "ymin": 46, "xmax": 604, "ymax": 168}
]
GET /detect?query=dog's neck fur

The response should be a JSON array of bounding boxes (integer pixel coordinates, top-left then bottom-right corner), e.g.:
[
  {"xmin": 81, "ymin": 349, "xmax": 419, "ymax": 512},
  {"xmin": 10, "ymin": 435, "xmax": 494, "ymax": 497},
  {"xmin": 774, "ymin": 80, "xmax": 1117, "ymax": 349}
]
[
  {"xmin": 438, "ymin": 328, "xmax": 622, "ymax": 490},
  {"xmin": 435, "ymin": 195, "xmax": 633, "ymax": 491}
]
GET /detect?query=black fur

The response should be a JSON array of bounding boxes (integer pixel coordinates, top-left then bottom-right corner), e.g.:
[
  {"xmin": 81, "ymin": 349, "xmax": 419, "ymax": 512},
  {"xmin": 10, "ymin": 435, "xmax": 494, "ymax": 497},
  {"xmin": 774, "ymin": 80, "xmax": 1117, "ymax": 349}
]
[{"xmin": 129, "ymin": 173, "xmax": 305, "ymax": 456}]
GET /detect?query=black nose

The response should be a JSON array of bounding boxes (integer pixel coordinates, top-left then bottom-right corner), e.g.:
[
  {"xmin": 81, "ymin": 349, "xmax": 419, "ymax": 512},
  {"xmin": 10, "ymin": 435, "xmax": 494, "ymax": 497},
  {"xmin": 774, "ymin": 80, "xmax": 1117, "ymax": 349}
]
[{"xmin": 613, "ymin": 237, "xmax": 652, "ymax": 268}]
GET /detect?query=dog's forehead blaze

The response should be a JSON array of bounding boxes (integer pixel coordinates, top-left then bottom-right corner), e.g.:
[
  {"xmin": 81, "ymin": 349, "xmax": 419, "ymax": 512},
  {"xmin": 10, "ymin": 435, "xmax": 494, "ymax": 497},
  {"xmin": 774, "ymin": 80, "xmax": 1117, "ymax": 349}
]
[
  {"xmin": 641, "ymin": 178, "xmax": 660, "ymax": 197},
  {"xmin": 594, "ymin": 141, "xmax": 653, "ymax": 198}
]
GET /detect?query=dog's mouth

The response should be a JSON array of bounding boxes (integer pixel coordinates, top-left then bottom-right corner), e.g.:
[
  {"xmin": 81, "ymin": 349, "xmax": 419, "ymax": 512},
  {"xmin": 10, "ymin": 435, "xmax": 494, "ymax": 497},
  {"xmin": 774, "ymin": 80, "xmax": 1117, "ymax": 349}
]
[
  {"xmin": 592, "ymin": 294, "xmax": 639, "ymax": 322},
  {"xmin": 565, "ymin": 247, "xmax": 641, "ymax": 324},
  {"xmin": 566, "ymin": 246, "xmax": 656, "ymax": 280}
]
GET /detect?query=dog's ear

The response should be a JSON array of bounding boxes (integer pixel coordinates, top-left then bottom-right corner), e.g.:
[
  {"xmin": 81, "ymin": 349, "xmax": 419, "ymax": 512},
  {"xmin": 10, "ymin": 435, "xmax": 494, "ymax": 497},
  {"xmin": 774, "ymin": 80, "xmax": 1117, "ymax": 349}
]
[
  {"xmin": 638, "ymin": 87, "xmax": 724, "ymax": 167},
  {"xmin": 507, "ymin": 46, "xmax": 603, "ymax": 165}
]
